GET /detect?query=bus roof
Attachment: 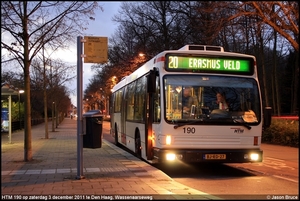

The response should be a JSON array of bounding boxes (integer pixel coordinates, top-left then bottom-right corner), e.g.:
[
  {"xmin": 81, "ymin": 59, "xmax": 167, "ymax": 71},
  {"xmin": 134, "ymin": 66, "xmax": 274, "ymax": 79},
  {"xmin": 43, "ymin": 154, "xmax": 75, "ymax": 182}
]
[
  {"xmin": 178, "ymin": 45, "xmax": 224, "ymax": 52},
  {"xmin": 112, "ymin": 45, "xmax": 256, "ymax": 92}
]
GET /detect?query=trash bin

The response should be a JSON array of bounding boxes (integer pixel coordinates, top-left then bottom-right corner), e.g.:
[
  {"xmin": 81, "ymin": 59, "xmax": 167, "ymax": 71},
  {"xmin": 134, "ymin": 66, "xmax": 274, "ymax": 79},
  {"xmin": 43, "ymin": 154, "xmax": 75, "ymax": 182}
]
[{"xmin": 83, "ymin": 110, "xmax": 103, "ymax": 148}]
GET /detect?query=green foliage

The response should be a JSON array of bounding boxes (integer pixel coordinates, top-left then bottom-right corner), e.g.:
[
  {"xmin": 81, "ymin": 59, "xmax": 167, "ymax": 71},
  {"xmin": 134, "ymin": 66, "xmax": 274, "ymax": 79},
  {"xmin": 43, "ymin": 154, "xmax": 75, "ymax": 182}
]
[{"xmin": 262, "ymin": 119, "xmax": 299, "ymax": 147}]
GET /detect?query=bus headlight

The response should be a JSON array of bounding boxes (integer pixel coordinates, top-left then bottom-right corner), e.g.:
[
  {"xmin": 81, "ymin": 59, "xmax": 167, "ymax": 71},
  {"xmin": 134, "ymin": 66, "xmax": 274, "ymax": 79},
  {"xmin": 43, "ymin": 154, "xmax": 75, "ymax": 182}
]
[
  {"xmin": 245, "ymin": 153, "xmax": 260, "ymax": 161},
  {"xmin": 166, "ymin": 153, "xmax": 176, "ymax": 161},
  {"xmin": 250, "ymin": 153, "xmax": 259, "ymax": 161}
]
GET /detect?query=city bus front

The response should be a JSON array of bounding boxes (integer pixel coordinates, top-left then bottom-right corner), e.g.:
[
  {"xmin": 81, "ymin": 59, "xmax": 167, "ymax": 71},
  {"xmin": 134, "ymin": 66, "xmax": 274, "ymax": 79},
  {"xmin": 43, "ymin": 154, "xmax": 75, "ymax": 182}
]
[{"xmin": 151, "ymin": 54, "xmax": 264, "ymax": 164}]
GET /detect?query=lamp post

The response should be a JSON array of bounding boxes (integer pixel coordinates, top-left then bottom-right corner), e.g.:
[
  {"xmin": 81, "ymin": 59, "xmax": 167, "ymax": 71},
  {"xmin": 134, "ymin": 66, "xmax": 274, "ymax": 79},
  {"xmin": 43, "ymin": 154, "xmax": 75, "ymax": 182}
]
[
  {"xmin": 52, "ymin": 102, "xmax": 55, "ymax": 132},
  {"xmin": 18, "ymin": 89, "xmax": 24, "ymax": 130},
  {"xmin": 99, "ymin": 88, "xmax": 104, "ymax": 114}
]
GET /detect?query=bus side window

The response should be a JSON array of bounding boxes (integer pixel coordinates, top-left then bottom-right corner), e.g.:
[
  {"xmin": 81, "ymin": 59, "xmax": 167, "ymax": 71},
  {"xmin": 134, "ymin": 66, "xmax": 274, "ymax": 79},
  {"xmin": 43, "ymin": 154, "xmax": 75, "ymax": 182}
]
[
  {"xmin": 134, "ymin": 77, "xmax": 146, "ymax": 122},
  {"xmin": 153, "ymin": 77, "xmax": 160, "ymax": 122},
  {"xmin": 126, "ymin": 82, "xmax": 135, "ymax": 120}
]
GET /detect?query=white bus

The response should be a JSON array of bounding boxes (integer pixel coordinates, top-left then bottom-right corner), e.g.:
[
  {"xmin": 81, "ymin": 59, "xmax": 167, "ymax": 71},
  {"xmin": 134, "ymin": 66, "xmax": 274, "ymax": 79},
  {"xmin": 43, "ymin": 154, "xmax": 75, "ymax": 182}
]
[{"xmin": 110, "ymin": 45, "xmax": 272, "ymax": 164}]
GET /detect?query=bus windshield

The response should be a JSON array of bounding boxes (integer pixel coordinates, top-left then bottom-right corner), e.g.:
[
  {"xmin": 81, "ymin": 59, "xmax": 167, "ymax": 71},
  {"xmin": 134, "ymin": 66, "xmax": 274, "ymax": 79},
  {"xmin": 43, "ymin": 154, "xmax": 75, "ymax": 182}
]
[{"xmin": 164, "ymin": 75, "xmax": 261, "ymax": 124}]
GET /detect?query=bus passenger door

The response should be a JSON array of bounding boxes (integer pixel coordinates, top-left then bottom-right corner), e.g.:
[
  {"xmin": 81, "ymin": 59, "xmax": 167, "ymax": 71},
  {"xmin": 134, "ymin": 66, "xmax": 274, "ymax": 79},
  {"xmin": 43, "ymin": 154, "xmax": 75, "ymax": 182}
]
[
  {"xmin": 121, "ymin": 87, "xmax": 127, "ymax": 145},
  {"xmin": 145, "ymin": 69, "xmax": 158, "ymax": 160}
]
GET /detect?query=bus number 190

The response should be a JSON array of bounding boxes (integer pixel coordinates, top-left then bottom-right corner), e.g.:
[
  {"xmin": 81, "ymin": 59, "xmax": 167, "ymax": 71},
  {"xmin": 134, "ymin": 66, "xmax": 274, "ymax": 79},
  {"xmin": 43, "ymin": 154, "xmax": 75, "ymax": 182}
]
[{"xmin": 183, "ymin": 127, "xmax": 195, "ymax": 134}]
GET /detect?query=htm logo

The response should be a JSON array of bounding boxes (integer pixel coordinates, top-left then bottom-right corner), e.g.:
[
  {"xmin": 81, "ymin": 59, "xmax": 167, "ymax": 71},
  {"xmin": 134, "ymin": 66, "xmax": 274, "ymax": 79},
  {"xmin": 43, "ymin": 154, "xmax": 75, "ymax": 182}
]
[
  {"xmin": 2, "ymin": 195, "xmax": 13, "ymax": 200},
  {"xmin": 231, "ymin": 128, "xmax": 244, "ymax": 133}
]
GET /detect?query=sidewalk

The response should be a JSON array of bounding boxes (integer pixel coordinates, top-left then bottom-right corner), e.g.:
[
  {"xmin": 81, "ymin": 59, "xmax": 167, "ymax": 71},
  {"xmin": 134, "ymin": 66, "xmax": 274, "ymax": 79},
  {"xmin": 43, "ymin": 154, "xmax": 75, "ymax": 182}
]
[{"xmin": 1, "ymin": 118, "xmax": 220, "ymax": 200}]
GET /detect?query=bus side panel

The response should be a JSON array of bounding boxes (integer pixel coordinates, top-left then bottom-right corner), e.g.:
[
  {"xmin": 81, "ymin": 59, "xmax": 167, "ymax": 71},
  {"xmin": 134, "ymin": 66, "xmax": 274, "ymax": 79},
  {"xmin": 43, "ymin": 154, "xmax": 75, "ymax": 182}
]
[
  {"xmin": 123, "ymin": 121, "xmax": 146, "ymax": 157},
  {"xmin": 111, "ymin": 112, "xmax": 121, "ymax": 142}
]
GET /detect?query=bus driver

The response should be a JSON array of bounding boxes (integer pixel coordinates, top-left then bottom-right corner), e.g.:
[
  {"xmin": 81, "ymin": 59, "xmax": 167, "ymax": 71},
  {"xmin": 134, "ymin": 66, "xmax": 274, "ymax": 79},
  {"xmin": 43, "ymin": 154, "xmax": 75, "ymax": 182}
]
[{"xmin": 182, "ymin": 87, "xmax": 197, "ymax": 114}]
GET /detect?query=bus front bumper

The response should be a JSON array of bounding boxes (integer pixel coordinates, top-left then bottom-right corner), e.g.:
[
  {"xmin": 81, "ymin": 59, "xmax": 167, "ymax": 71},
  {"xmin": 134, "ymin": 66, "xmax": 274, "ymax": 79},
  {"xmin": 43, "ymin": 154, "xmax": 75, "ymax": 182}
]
[{"xmin": 152, "ymin": 148, "xmax": 263, "ymax": 163}]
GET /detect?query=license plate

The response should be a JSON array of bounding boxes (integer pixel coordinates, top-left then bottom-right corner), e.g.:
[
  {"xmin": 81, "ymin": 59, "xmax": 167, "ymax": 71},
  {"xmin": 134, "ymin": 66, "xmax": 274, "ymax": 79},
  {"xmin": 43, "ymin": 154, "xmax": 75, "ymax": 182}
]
[{"xmin": 205, "ymin": 154, "xmax": 226, "ymax": 160}]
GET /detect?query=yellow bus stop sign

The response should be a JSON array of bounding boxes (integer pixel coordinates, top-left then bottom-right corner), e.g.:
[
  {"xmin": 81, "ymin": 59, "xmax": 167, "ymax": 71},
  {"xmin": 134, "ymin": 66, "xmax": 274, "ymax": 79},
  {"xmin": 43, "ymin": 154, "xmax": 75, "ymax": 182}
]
[{"xmin": 84, "ymin": 36, "xmax": 108, "ymax": 63}]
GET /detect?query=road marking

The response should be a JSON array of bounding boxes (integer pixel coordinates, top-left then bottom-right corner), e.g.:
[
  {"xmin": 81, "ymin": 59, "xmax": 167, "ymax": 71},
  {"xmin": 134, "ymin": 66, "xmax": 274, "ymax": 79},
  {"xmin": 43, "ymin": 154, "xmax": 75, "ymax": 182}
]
[
  {"xmin": 252, "ymin": 157, "xmax": 295, "ymax": 170},
  {"xmin": 1, "ymin": 167, "xmax": 129, "ymax": 175},
  {"xmin": 273, "ymin": 175, "xmax": 298, "ymax": 183}
]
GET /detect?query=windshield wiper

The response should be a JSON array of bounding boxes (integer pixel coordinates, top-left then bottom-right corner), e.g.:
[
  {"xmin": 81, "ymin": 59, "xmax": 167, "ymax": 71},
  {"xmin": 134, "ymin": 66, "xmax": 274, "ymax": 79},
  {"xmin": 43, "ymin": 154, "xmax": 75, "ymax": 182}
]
[
  {"xmin": 173, "ymin": 120, "xmax": 204, "ymax": 129},
  {"xmin": 233, "ymin": 119, "xmax": 251, "ymax": 130},
  {"xmin": 174, "ymin": 119, "xmax": 252, "ymax": 130}
]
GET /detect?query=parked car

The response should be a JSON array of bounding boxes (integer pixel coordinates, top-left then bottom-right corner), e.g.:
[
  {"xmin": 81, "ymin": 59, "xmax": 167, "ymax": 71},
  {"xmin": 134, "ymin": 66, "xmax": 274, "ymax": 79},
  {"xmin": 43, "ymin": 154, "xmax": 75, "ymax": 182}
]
[{"xmin": 104, "ymin": 114, "xmax": 110, "ymax": 121}]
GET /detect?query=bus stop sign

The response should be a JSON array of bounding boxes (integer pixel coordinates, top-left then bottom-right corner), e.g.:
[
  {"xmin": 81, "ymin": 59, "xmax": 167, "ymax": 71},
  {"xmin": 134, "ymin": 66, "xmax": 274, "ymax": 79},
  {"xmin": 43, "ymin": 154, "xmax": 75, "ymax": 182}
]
[{"xmin": 84, "ymin": 36, "xmax": 108, "ymax": 63}]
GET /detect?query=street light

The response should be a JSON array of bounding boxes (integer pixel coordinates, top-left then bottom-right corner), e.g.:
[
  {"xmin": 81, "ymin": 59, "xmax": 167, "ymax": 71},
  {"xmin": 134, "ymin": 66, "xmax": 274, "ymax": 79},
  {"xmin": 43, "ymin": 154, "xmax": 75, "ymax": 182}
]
[
  {"xmin": 18, "ymin": 89, "xmax": 24, "ymax": 130},
  {"xmin": 139, "ymin": 53, "xmax": 145, "ymax": 57}
]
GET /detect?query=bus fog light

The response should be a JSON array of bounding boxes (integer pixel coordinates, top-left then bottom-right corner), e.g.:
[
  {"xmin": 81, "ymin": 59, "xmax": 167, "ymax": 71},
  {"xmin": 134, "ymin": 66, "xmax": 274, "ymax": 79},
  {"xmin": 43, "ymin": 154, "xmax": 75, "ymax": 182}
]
[{"xmin": 166, "ymin": 153, "xmax": 176, "ymax": 161}]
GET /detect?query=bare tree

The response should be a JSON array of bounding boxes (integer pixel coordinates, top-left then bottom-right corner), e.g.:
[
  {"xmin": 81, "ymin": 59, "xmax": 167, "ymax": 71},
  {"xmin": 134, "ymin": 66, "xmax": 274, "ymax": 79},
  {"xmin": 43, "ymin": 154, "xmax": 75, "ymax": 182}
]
[
  {"xmin": 223, "ymin": 1, "xmax": 299, "ymax": 52},
  {"xmin": 235, "ymin": 1, "xmax": 299, "ymax": 113},
  {"xmin": 1, "ymin": 1, "xmax": 101, "ymax": 161},
  {"xmin": 31, "ymin": 56, "xmax": 76, "ymax": 135}
]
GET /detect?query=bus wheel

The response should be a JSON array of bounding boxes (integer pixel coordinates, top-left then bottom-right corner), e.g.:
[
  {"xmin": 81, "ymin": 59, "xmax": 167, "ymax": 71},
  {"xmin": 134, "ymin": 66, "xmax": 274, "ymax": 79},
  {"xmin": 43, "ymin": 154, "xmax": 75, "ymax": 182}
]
[
  {"xmin": 114, "ymin": 124, "xmax": 119, "ymax": 146},
  {"xmin": 135, "ymin": 132, "xmax": 142, "ymax": 159}
]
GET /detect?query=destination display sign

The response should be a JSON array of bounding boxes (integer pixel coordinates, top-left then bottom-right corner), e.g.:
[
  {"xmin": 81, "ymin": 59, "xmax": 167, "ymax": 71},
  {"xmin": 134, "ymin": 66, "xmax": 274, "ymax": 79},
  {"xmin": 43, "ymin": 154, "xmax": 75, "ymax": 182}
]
[{"xmin": 165, "ymin": 54, "xmax": 254, "ymax": 75}]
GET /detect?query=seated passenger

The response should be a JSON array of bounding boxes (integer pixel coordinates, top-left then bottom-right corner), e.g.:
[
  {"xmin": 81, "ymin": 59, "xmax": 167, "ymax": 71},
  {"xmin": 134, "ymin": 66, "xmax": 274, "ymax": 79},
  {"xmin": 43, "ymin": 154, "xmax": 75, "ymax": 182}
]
[{"xmin": 215, "ymin": 92, "xmax": 229, "ymax": 110}]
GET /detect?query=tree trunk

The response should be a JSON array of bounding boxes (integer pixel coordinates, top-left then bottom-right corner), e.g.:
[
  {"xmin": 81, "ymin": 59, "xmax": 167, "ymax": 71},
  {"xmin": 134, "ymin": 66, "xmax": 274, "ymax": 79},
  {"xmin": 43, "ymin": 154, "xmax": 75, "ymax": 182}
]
[
  {"xmin": 291, "ymin": 53, "xmax": 299, "ymax": 114},
  {"xmin": 24, "ymin": 59, "xmax": 32, "ymax": 161},
  {"xmin": 43, "ymin": 60, "xmax": 49, "ymax": 139},
  {"xmin": 23, "ymin": 12, "xmax": 32, "ymax": 161},
  {"xmin": 258, "ymin": 25, "xmax": 270, "ymax": 108}
]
